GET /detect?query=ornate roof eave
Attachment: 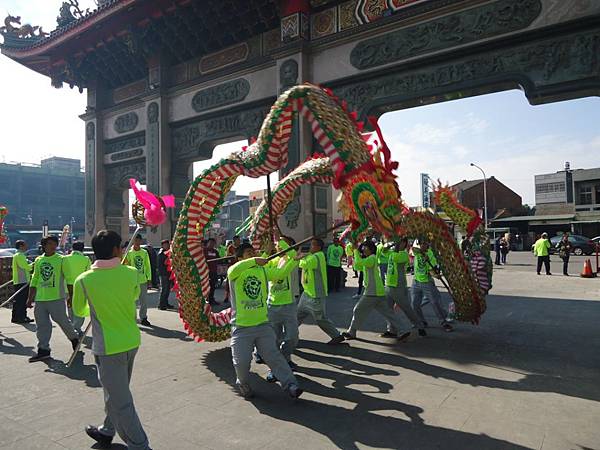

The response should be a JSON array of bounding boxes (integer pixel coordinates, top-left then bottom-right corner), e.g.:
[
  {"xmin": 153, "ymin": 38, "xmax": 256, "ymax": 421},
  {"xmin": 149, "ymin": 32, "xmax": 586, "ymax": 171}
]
[{"xmin": 0, "ymin": 0, "xmax": 136, "ymax": 59}]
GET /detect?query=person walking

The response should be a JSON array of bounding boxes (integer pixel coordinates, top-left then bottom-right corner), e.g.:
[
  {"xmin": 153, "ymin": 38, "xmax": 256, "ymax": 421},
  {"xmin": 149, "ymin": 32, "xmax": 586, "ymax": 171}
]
[
  {"xmin": 326, "ymin": 237, "xmax": 344, "ymax": 292},
  {"xmin": 27, "ymin": 235, "xmax": 80, "ymax": 362},
  {"xmin": 383, "ymin": 238, "xmax": 427, "ymax": 338},
  {"xmin": 342, "ymin": 240, "xmax": 410, "ymax": 341},
  {"xmin": 124, "ymin": 234, "xmax": 152, "ymax": 326},
  {"xmin": 297, "ymin": 238, "xmax": 345, "ymax": 344},
  {"xmin": 533, "ymin": 232, "xmax": 552, "ymax": 275},
  {"xmin": 556, "ymin": 233, "xmax": 572, "ymax": 276},
  {"xmin": 73, "ymin": 230, "xmax": 152, "ymax": 450},
  {"xmin": 499, "ymin": 236, "xmax": 509, "ymax": 265},
  {"xmin": 227, "ymin": 243, "xmax": 303, "ymax": 399},
  {"xmin": 345, "ymin": 240, "xmax": 358, "ymax": 278},
  {"xmin": 410, "ymin": 241, "xmax": 453, "ymax": 332},
  {"xmin": 494, "ymin": 236, "xmax": 501, "ymax": 266},
  {"xmin": 157, "ymin": 239, "xmax": 174, "ymax": 310},
  {"xmin": 64, "ymin": 241, "xmax": 92, "ymax": 335},
  {"xmin": 10, "ymin": 240, "xmax": 33, "ymax": 324}
]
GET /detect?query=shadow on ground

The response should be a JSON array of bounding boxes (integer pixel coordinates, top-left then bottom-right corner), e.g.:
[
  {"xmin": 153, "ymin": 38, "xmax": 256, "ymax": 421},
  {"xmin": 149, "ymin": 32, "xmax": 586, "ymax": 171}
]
[{"xmin": 203, "ymin": 347, "xmax": 529, "ymax": 450}]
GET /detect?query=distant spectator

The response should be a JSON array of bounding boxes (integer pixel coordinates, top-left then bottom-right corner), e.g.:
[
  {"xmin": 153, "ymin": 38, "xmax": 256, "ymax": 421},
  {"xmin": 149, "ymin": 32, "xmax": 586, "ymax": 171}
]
[
  {"xmin": 533, "ymin": 232, "xmax": 552, "ymax": 275},
  {"xmin": 556, "ymin": 233, "xmax": 572, "ymax": 276},
  {"xmin": 499, "ymin": 236, "xmax": 509, "ymax": 265}
]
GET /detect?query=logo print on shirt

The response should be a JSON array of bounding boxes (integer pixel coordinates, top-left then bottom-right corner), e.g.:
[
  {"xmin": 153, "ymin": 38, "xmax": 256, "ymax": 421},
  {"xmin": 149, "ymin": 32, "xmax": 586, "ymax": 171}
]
[
  {"xmin": 243, "ymin": 275, "xmax": 261, "ymax": 300},
  {"xmin": 40, "ymin": 262, "xmax": 54, "ymax": 282},
  {"xmin": 134, "ymin": 256, "xmax": 144, "ymax": 272}
]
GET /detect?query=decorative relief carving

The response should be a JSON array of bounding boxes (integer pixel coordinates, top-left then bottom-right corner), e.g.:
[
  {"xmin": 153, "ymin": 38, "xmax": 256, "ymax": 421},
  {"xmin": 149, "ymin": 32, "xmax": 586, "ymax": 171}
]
[
  {"xmin": 284, "ymin": 190, "xmax": 301, "ymax": 229},
  {"xmin": 191, "ymin": 79, "xmax": 250, "ymax": 113},
  {"xmin": 105, "ymin": 161, "xmax": 146, "ymax": 190},
  {"xmin": 199, "ymin": 43, "xmax": 249, "ymax": 74},
  {"xmin": 105, "ymin": 132, "xmax": 145, "ymax": 154},
  {"xmin": 281, "ymin": 12, "xmax": 309, "ymax": 41},
  {"xmin": 263, "ymin": 27, "xmax": 281, "ymax": 53},
  {"xmin": 172, "ymin": 106, "xmax": 270, "ymax": 160},
  {"xmin": 113, "ymin": 112, "xmax": 139, "ymax": 134},
  {"xmin": 109, "ymin": 148, "xmax": 144, "ymax": 162},
  {"xmin": 350, "ymin": 0, "xmax": 543, "ymax": 70},
  {"xmin": 280, "ymin": 59, "xmax": 299, "ymax": 92},
  {"xmin": 311, "ymin": 8, "xmax": 337, "ymax": 39},
  {"xmin": 86, "ymin": 122, "xmax": 95, "ymax": 141},
  {"xmin": 147, "ymin": 102, "xmax": 159, "ymax": 124},
  {"xmin": 338, "ymin": 31, "xmax": 600, "ymax": 113},
  {"xmin": 339, "ymin": 1, "xmax": 359, "ymax": 30}
]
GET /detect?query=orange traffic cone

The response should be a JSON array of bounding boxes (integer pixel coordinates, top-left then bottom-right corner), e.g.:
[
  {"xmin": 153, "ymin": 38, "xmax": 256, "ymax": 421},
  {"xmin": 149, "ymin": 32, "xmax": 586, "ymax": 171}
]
[{"xmin": 580, "ymin": 259, "xmax": 596, "ymax": 278}]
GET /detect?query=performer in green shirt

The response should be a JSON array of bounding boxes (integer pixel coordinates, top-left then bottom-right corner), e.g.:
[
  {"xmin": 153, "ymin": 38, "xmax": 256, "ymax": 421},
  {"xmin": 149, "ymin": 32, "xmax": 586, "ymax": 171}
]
[
  {"xmin": 64, "ymin": 241, "xmax": 92, "ymax": 334},
  {"xmin": 342, "ymin": 240, "xmax": 410, "ymax": 341},
  {"xmin": 228, "ymin": 243, "xmax": 303, "ymax": 400},
  {"xmin": 73, "ymin": 230, "xmax": 151, "ymax": 450},
  {"xmin": 297, "ymin": 238, "xmax": 344, "ymax": 345},
  {"xmin": 326, "ymin": 237, "xmax": 344, "ymax": 292},
  {"xmin": 411, "ymin": 241, "xmax": 453, "ymax": 332},
  {"xmin": 125, "ymin": 234, "xmax": 152, "ymax": 326},
  {"xmin": 383, "ymin": 238, "xmax": 426, "ymax": 338},
  {"xmin": 10, "ymin": 240, "xmax": 33, "ymax": 323},
  {"xmin": 27, "ymin": 235, "xmax": 79, "ymax": 362}
]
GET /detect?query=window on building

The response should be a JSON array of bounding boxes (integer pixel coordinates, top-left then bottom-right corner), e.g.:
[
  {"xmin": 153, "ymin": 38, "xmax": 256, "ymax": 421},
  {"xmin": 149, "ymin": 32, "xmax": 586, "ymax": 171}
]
[
  {"xmin": 314, "ymin": 186, "xmax": 328, "ymax": 212},
  {"xmin": 595, "ymin": 184, "xmax": 600, "ymax": 205},
  {"xmin": 578, "ymin": 186, "xmax": 592, "ymax": 205},
  {"xmin": 535, "ymin": 182, "xmax": 566, "ymax": 194}
]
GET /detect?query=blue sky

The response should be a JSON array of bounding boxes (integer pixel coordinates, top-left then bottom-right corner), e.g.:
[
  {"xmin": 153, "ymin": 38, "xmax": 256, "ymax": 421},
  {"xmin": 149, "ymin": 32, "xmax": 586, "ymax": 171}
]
[{"xmin": 1, "ymin": 0, "xmax": 599, "ymax": 206}]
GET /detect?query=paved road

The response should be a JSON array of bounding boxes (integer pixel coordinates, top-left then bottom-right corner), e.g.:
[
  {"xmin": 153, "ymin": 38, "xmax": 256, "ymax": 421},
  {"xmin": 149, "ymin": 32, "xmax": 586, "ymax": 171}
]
[{"xmin": 1, "ymin": 255, "xmax": 599, "ymax": 449}]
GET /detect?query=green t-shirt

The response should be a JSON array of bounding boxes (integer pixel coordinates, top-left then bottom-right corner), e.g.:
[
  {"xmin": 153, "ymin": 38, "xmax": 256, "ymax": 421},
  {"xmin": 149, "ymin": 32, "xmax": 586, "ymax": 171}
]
[
  {"xmin": 413, "ymin": 249, "xmax": 438, "ymax": 283},
  {"xmin": 12, "ymin": 251, "xmax": 32, "ymax": 285},
  {"xmin": 345, "ymin": 242, "xmax": 354, "ymax": 257},
  {"xmin": 125, "ymin": 248, "xmax": 151, "ymax": 283},
  {"xmin": 73, "ymin": 263, "xmax": 141, "ymax": 356},
  {"xmin": 30, "ymin": 253, "xmax": 66, "ymax": 301},
  {"xmin": 228, "ymin": 257, "xmax": 297, "ymax": 327},
  {"xmin": 327, "ymin": 244, "xmax": 343, "ymax": 267},
  {"xmin": 354, "ymin": 250, "xmax": 385, "ymax": 296},
  {"xmin": 376, "ymin": 243, "xmax": 390, "ymax": 265},
  {"xmin": 268, "ymin": 240, "xmax": 299, "ymax": 306},
  {"xmin": 63, "ymin": 251, "xmax": 92, "ymax": 285},
  {"xmin": 386, "ymin": 250, "xmax": 409, "ymax": 288},
  {"xmin": 299, "ymin": 251, "xmax": 328, "ymax": 298},
  {"xmin": 533, "ymin": 238, "xmax": 551, "ymax": 257}
]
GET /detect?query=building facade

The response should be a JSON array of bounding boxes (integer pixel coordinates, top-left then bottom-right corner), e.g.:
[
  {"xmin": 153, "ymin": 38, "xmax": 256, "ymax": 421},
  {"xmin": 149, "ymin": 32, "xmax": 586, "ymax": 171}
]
[
  {"xmin": 2, "ymin": 0, "xmax": 600, "ymax": 246},
  {"xmin": 452, "ymin": 177, "xmax": 523, "ymax": 219},
  {"xmin": 535, "ymin": 165, "xmax": 600, "ymax": 236},
  {"xmin": 0, "ymin": 157, "xmax": 85, "ymax": 245}
]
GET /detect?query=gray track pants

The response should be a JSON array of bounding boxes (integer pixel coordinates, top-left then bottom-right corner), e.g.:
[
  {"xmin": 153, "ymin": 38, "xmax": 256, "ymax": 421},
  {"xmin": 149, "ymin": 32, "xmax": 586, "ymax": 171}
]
[
  {"xmin": 68, "ymin": 307, "xmax": 84, "ymax": 334},
  {"xmin": 411, "ymin": 280, "xmax": 448, "ymax": 325},
  {"xmin": 95, "ymin": 348, "xmax": 150, "ymax": 450},
  {"xmin": 33, "ymin": 299, "xmax": 78, "ymax": 351},
  {"xmin": 297, "ymin": 293, "xmax": 341, "ymax": 339},
  {"xmin": 268, "ymin": 302, "xmax": 299, "ymax": 362},
  {"xmin": 347, "ymin": 295, "xmax": 403, "ymax": 337},
  {"xmin": 136, "ymin": 284, "xmax": 147, "ymax": 320},
  {"xmin": 230, "ymin": 323, "xmax": 298, "ymax": 391},
  {"xmin": 385, "ymin": 286, "xmax": 422, "ymax": 332}
]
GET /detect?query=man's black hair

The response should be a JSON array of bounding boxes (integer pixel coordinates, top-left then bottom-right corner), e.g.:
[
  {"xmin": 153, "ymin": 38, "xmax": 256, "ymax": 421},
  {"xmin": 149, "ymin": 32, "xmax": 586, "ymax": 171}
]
[
  {"xmin": 92, "ymin": 230, "xmax": 122, "ymax": 260},
  {"xmin": 236, "ymin": 242, "xmax": 254, "ymax": 258},
  {"xmin": 15, "ymin": 240, "xmax": 26, "ymax": 250},
  {"xmin": 362, "ymin": 239, "xmax": 376, "ymax": 255},
  {"xmin": 41, "ymin": 235, "xmax": 59, "ymax": 247},
  {"xmin": 281, "ymin": 235, "xmax": 295, "ymax": 246},
  {"xmin": 161, "ymin": 239, "xmax": 170, "ymax": 245},
  {"xmin": 207, "ymin": 238, "xmax": 216, "ymax": 243},
  {"xmin": 134, "ymin": 234, "xmax": 143, "ymax": 241},
  {"xmin": 72, "ymin": 242, "xmax": 85, "ymax": 251},
  {"xmin": 312, "ymin": 238, "xmax": 324, "ymax": 250}
]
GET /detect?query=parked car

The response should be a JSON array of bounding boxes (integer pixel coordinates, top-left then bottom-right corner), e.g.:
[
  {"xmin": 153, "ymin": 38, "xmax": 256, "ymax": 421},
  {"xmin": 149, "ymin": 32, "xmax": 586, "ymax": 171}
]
[
  {"xmin": 25, "ymin": 248, "xmax": 64, "ymax": 261},
  {"xmin": 592, "ymin": 236, "xmax": 600, "ymax": 245},
  {"xmin": 549, "ymin": 235, "xmax": 596, "ymax": 256}
]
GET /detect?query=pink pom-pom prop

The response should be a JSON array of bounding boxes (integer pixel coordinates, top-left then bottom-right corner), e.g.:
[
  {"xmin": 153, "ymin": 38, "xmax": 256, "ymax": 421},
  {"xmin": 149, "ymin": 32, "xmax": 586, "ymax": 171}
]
[{"xmin": 129, "ymin": 179, "xmax": 175, "ymax": 227}]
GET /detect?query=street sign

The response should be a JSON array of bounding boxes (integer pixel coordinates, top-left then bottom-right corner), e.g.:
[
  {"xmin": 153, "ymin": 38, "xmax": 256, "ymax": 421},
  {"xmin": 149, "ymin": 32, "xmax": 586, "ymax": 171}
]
[{"xmin": 421, "ymin": 173, "xmax": 430, "ymax": 208}]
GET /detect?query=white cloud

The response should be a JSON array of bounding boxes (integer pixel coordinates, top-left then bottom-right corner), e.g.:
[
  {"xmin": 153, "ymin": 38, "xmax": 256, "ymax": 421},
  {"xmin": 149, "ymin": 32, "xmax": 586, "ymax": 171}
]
[{"xmin": 405, "ymin": 114, "xmax": 489, "ymax": 145}]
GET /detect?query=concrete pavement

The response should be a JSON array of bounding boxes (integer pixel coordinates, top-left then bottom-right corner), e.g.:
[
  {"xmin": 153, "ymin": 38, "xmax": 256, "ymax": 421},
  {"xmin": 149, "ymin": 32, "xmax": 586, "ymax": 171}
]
[{"xmin": 1, "ymin": 251, "xmax": 599, "ymax": 449}]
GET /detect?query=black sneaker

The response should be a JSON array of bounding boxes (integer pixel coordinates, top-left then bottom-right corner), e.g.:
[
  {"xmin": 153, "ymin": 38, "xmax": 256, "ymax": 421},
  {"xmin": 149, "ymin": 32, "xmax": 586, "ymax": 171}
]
[
  {"xmin": 265, "ymin": 370, "xmax": 278, "ymax": 383},
  {"xmin": 254, "ymin": 354, "xmax": 265, "ymax": 364},
  {"xmin": 140, "ymin": 318, "xmax": 152, "ymax": 327},
  {"xmin": 237, "ymin": 383, "xmax": 254, "ymax": 399},
  {"xmin": 418, "ymin": 329, "xmax": 427, "ymax": 337},
  {"xmin": 328, "ymin": 334, "xmax": 346, "ymax": 344},
  {"xmin": 85, "ymin": 425, "xmax": 113, "ymax": 448},
  {"xmin": 380, "ymin": 331, "xmax": 397, "ymax": 338},
  {"xmin": 24, "ymin": 317, "xmax": 34, "ymax": 323},
  {"xmin": 442, "ymin": 322, "xmax": 454, "ymax": 332},
  {"xmin": 288, "ymin": 360, "xmax": 299, "ymax": 371},
  {"xmin": 423, "ymin": 321, "xmax": 428, "ymax": 328},
  {"xmin": 166, "ymin": 304, "xmax": 176, "ymax": 309},
  {"xmin": 29, "ymin": 349, "xmax": 51, "ymax": 363},
  {"xmin": 288, "ymin": 384, "xmax": 303, "ymax": 399},
  {"xmin": 340, "ymin": 332, "xmax": 355, "ymax": 340},
  {"xmin": 71, "ymin": 338, "xmax": 80, "ymax": 351},
  {"xmin": 397, "ymin": 331, "xmax": 411, "ymax": 341}
]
